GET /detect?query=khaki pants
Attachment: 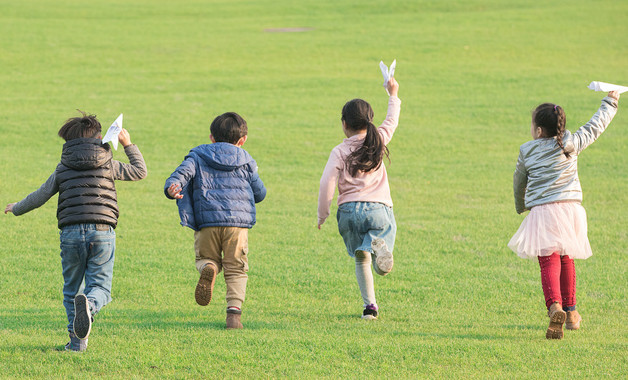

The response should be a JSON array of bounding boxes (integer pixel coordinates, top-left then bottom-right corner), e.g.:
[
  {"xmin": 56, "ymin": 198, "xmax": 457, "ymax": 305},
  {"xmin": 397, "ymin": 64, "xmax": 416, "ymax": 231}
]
[{"xmin": 194, "ymin": 227, "xmax": 249, "ymax": 309}]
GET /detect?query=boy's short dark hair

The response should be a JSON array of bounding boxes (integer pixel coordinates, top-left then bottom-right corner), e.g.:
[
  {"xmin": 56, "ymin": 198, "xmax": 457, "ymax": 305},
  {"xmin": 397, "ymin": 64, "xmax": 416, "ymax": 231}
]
[
  {"xmin": 210, "ymin": 112, "xmax": 248, "ymax": 144},
  {"xmin": 58, "ymin": 110, "xmax": 102, "ymax": 142}
]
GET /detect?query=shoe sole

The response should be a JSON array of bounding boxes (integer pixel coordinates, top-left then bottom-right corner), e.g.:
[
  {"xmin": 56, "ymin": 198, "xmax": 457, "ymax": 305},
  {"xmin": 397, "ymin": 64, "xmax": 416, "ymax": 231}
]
[
  {"xmin": 73, "ymin": 294, "xmax": 92, "ymax": 340},
  {"xmin": 361, "ymin": 315, "xmax": 377, "ymax": 320},
  {"xmin": 546, "ymin": 309, "xmax": 566, "ymax": 339},
  {"xmin": 195, "ymin": 264, "xmax": 216, "ymax": 306},
  {"xmin": 372, "ymin": 238, "xmax": 393, "ymax": 273}
]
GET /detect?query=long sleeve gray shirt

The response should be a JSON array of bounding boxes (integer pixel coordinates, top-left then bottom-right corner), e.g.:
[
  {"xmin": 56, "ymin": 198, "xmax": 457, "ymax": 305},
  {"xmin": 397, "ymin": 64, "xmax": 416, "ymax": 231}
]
[
  {"xmin": 13, "ymin": 144, "xmax": 147, "ymax": 216},
  {"xmin": 513, "ymin": 96, "xmax": 618, "ymax": 214}
]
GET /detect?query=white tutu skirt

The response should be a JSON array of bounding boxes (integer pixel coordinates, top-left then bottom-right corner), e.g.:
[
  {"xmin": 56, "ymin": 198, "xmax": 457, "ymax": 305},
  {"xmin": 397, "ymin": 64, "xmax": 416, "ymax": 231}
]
[{"xmin": 508, "ymin": 202, "xmax": 592, "ymax": 260}]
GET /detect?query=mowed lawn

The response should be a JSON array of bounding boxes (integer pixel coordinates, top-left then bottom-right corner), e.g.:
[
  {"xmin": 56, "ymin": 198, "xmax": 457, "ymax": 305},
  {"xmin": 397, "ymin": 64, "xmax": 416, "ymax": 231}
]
[{"xmin": 0, "ymin": 0, "xmax": 626, "ymax": 378}]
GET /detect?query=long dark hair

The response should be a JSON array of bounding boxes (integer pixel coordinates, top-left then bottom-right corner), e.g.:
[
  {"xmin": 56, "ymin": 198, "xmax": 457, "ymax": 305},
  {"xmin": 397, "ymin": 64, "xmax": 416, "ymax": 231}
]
[
  {"xmin": 533, "ymin": 103, "xmax": 570, "ymax": 158},
  {"xmin": 342, "ymin": 99, "xmax": 389, "ymax": 176}
]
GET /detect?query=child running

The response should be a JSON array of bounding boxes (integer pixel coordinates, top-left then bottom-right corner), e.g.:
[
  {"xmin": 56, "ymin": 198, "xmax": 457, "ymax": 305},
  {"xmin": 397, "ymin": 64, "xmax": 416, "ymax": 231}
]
[
  {"xmin": 4, "ymin": 111, "xmax": 147, "ymax": 351},
  {"xmin": 318, "ymin": 78, "xmax": 400, "ymax": 320},
  {"xmin": 164, "ymin": 112, "xmax": 266, "ymax": 329},
  {"xmin": 508, "ymin": 91, "xmax": 620, "ymax": 339}
]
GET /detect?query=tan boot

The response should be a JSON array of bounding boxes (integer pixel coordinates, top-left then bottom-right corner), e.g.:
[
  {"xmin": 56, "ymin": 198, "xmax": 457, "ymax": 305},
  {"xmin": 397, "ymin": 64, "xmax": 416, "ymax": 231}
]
[
  {"xmin": 195, "ymin": 263, "xmax": 217, "ymax": 306},
  {"xmin": 546, "ymin": 302, "xmax": 566, "ymax": 339},
  {"xmin": 226, "ymin": 308, "xmax": 243, "ymax": 329},
  {"xmin": 566, "ymin": 310, "xmax": 582, "ymax": 330}
]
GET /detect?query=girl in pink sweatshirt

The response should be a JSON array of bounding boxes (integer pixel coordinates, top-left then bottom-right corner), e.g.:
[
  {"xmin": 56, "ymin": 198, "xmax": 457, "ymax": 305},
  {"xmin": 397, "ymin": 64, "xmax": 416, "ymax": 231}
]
[{"xmin": 317, "ymin": 78, "xmax": 401, "ymax": 319}]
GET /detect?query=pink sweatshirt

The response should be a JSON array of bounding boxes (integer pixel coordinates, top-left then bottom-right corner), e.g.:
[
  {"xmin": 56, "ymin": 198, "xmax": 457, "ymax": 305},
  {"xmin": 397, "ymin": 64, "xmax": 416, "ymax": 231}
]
[{"xmin": 318, "ymin": 96, "xmax": 401, "ymax": 226}]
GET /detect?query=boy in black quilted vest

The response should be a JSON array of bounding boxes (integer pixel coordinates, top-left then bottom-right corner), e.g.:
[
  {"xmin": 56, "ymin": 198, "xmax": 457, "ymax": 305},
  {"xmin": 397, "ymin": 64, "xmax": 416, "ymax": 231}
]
[{"xmin": 4, "ymin": 111, "xmax": 147, "ymax": 351}]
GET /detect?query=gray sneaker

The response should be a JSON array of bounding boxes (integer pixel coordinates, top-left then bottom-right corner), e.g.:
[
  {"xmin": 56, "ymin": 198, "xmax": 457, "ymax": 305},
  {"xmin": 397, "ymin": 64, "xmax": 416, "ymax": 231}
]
[
  {"xmin": 73, "ymin": 294, "xmax": 92, "ymax": 339},
  {"xmin": 371, "ymin": 238, "xmax": 393, "ymax": 274},
  {"xmin": 64, "ymin": 332, "xmax": 88, "ymax": 352}
]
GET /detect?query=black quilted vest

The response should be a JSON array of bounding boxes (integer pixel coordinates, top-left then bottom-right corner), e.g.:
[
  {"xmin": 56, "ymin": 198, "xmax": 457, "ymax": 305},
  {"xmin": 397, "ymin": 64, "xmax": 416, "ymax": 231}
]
[{"xmin": 56, "ymin": 138, "xmax": 119, "ymax": 229}]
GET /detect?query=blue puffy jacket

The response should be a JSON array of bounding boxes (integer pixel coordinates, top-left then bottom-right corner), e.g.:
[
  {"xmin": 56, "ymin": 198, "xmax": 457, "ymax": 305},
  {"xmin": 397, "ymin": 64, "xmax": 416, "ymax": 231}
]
[{"xmin": 164, "ymin": 143, "xmax": 266, "ymax": 230}]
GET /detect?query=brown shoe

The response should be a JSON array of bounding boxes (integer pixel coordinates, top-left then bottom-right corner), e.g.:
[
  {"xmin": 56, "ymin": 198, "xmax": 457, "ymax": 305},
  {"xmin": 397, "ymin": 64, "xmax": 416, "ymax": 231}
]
[
  {"xmin": 546, "ymin": 302, "xmax": 566, "ymax": 339},
  {"xmin": 195, "ymin": 263, "xmax": 217, "ymax": 306},
  {"xmin": 226, "ymin": 308, "xmax": 243, "ymax": 329},
  {"xmin": 566, "ymin": 310, "xmax": 582, "ymax": 330}
]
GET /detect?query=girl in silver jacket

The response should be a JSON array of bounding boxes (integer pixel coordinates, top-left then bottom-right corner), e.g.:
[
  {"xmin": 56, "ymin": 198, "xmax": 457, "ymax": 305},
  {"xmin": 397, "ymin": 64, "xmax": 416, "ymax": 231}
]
[{"xmin": 508, "ymin": 91, "xmax": 620, "ymax": 340}]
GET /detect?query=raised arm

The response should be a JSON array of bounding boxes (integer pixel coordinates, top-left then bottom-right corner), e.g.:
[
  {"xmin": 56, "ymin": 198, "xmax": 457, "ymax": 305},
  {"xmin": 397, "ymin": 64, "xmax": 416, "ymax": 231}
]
[
  {"xmin": 111, "ymin": 128, "xmax": 147, "ymax": 181},
  {"xmin": 7, "ymin": 172, "xmax": 59, "ymax": 216},
  {"xmin": 571, "ymin": 93, "xmax": 619, "ymax": 154},
  {"xmin": 317, "ymin": 148, "xmax": 343, "ymax": 228},
  {"xmin": 378, "ymin": 78, "xmax": 401, "ymax": 146}
]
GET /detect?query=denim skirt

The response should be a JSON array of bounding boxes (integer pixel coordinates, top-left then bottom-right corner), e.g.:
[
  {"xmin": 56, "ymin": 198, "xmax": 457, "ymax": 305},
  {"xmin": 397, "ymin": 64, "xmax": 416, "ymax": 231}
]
[{"xmin": 336, "ymin": 201, "xmax": 396, "ymax": 257}]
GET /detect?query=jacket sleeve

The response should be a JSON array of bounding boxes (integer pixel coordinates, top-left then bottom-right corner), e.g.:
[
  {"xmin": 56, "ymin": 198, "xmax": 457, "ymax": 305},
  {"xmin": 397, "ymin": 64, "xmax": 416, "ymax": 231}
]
[
  {"xmin": 513, "ymin": 148, "xmax": 528, "ymax": 214},
  {"xmin": 12, "ymin": 172, "xmax": 59, "ymax": 216},
  {"xmin": 249, "ymin": 161, "xmax": 266, "ymax": 203},
  {"xmin": 317, "ymin": 148, "xmax": 342, "ymax": 226},
  {"xmin": 164, "ymin": 156, "xmax": 196, "ymax": 199},
  {"xmin": 378, "ymin": 96, "xmax": 401, "ymax": 146},
  {"xmin": 571, "ymin": 96, "xmax": 618, "ymax": 154},
  {"xmin": 112, "ymin": 144, "xmax": 148, "ymax": 181}
]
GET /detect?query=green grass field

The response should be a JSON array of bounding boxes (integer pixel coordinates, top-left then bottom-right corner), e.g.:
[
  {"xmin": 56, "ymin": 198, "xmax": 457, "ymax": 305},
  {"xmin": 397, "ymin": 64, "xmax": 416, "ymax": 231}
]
[{"xmin": 1, "ymin": 0, "xmax": 626, "ymax": 378}]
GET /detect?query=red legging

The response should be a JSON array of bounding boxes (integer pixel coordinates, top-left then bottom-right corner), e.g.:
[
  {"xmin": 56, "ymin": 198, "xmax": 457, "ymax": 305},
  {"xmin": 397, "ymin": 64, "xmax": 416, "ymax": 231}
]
[{"xmin": 538, "ymin": 252, "xmax": 576, "ymax": 310}]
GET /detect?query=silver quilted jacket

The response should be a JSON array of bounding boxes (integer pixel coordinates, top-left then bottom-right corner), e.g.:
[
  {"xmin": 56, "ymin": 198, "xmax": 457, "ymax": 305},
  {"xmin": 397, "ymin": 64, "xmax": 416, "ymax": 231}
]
[{"xmin": 513, "ymin": 96, "xmax": 619, "ymax": 214}]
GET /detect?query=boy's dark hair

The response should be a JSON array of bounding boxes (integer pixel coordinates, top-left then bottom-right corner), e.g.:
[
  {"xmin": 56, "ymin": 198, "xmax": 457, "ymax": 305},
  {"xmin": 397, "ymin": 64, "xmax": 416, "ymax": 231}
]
[
  {"xmin": 58, "ymin": 110, "xmax": 102, "ymax": 142},
  {"xmin": 533, "ymin": 103, "xmax": 570, "ymax": 158},
  {"xmin": 210, "ymin": 112, "xmax": 248, "ymax": 144},
  {"xmin": 342, "ymin": 98, "xmax": 389, "ymax": 176}
]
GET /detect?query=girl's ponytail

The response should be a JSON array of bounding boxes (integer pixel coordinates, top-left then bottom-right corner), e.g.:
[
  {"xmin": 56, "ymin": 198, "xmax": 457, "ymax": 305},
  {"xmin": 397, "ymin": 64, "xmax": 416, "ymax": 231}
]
[
  {"xmin": 342, "ymin": 99, "xmax": 389, "ymax": 176},
  {"xmin": 553, "ymin": 105, "xmax": 570, "ymax": 158},
  {"xmin": 533, "ymin": 103, "xmax": 570, "ymax": 158}
]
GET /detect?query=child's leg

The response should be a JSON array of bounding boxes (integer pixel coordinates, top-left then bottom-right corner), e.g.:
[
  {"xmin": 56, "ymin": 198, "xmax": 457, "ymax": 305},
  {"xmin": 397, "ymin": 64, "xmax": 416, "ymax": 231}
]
[
  {"xmin": 83, "ymin": 225, "xmax": 116, "ymax": 315},
  {"xmin": 355, "ymin": 250, "xmax": 376, "ymax": 307},
  {"xmin": 366, "ymin": 206, "xmax": 396, "ymax": 276},
  {"xmin": 559, "ymin": 255, "xmax": 576, "ymax": 311},
  {"xmin": 194, "ymin": 227, "xmax": 223, "ymax": 273},
  {"xmin": 59, "ymin": 226, "xmax": 89, "ymax": 332},
  {"xmin": 538, "ymin": 252, "xmax": 562, "ymax": 309},
  {"xmin": 221, "ymin": 227, "xmax": 249, "ymax": 310},
  {"xmin": 194, "ymin": 228, "xmax": 223, "ymax": 306}
]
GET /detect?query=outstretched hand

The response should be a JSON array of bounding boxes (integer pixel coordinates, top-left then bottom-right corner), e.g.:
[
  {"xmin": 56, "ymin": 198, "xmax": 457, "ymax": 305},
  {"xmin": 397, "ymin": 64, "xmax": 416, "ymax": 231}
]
[
  {"xmin": 167, "ymin": 183, "xmax": 184, "ymax": 199},
  {"xmin": 608, "ymin": 91, "xmax": 620, "ymax": 101},
  {"xmin": 4, "ymin": 203, "xmax": 16, "ymax": 214},
  {"xmin": 387, "ymin": 77, "xmax": 399, "ymax": 97}
]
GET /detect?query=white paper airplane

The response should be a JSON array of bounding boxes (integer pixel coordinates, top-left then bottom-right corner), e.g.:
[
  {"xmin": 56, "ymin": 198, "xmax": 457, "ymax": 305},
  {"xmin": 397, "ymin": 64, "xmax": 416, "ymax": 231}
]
[
  {"xmin": 102, "ymin": 114, "xmax": 123, "ymax": 150},
  {"xmin": 379, "ymin": 59, "xmax": 396, "ymax": 95},
  {"xmin": 588, "ymin": 81, "xmax": 628, "ymax": 94}
]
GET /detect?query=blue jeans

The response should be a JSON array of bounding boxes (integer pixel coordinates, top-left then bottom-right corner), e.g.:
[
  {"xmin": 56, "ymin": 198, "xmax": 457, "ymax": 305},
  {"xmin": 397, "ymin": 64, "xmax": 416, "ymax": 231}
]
[
  {"xmin": 59, "ymin": 224, "xmax": 116, "ymax": 332},
  {"xmin": 337, "ymin": 202, "xmax": 396, "ymax": 257}
]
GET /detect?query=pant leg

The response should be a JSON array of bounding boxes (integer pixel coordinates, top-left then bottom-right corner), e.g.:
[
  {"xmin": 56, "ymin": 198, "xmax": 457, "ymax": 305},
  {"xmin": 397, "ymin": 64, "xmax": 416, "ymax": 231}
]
[
  {"xmin": 560, "ymin": 255, "xmax": 576, "ymax": 310},
  {"xmin": 83, "ymin": 226, "xmax": 116, "ymax": 314},
  {"xmin": 60, "ymin": 226, "xmax": 88, "ymax": 332},
  {"xmin": 365, "ymin": 205, "xmax": 396, "ymax": 276},
  {"xmin": 355, "ymin": 250, "xmax": 376, "ymax": 307},
  {"xmin": 221, "ymin": 227, "xmax": 249, "ymax": 309},
  {"xmin": 538, "ymin": 252, "xmax": 562, "ymax": 309},
  {"xmin": 194, "ymin": 227, "xmax": 224, "ymax": 274}
]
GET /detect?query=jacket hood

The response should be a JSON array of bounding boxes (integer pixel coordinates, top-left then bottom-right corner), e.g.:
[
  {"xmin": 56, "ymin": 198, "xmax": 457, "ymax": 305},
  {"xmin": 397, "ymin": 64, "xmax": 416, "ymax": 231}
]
[
  {"xmin": 189, "ymin": 143, "xmax": 253, "ymax": 171},
  {"xmin": 61, "ymin": 138, "xmax": 112, "ymax": 170}
]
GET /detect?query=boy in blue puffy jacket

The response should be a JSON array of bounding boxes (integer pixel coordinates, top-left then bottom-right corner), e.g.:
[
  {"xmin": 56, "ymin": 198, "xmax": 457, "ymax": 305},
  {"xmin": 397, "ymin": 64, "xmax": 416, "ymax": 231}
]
[{"xmin": 164, "ymin": 112, "xmax": 266, "ymax": 329}]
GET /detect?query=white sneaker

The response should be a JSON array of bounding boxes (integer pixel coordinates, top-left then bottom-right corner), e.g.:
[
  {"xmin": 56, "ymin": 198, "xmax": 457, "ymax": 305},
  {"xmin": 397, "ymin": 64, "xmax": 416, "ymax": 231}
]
[{"xmin": 371, "ymin": 238, "xmax": 393, "ymax": 274}]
